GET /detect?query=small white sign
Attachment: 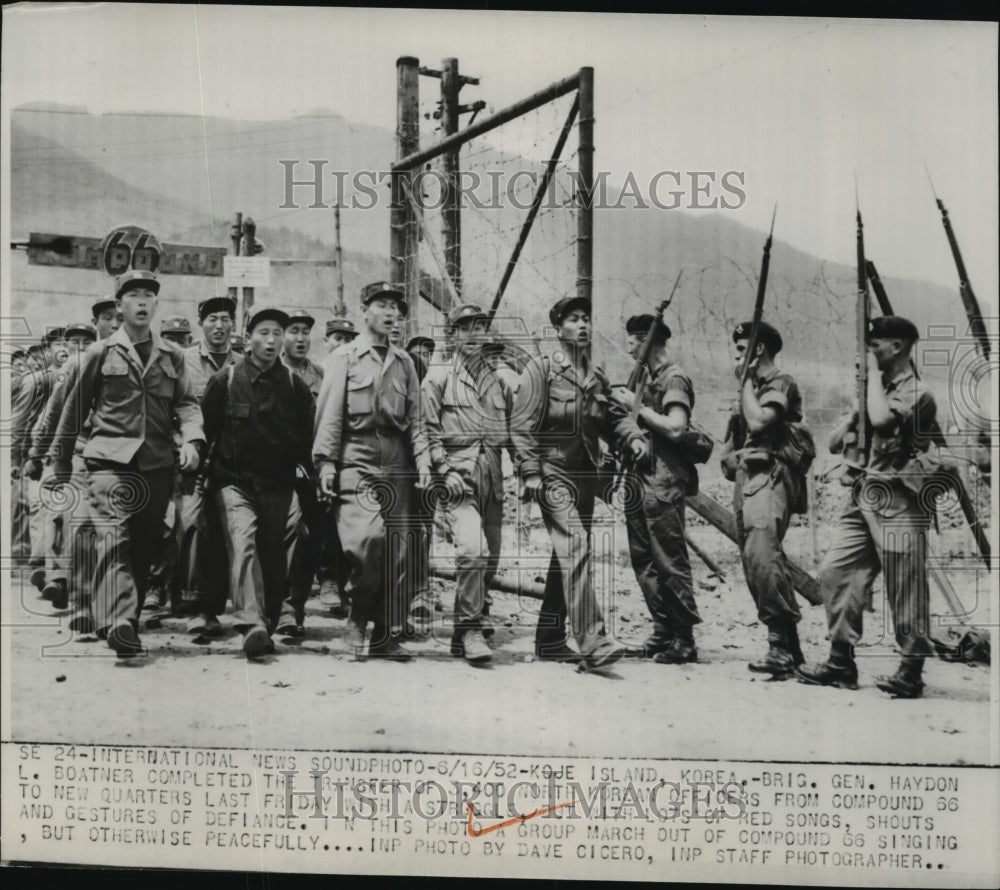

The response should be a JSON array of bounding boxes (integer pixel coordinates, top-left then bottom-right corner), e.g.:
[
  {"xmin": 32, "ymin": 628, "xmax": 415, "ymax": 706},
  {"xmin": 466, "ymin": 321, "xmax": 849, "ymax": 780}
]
[{"xmin": 224, "ymin": 256, "xmax": 270, "ymax": 287}]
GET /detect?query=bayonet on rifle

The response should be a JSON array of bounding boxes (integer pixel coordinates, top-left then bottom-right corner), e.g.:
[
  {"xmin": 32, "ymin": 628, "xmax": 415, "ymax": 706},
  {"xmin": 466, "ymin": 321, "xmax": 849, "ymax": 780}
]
[
  {"xmin": 926, "ymin": 172, "xmax": 990, "ymax": 360},
  {"xmin": 842, "ymin": 193, "xmax": 872, "ymax": 481}
]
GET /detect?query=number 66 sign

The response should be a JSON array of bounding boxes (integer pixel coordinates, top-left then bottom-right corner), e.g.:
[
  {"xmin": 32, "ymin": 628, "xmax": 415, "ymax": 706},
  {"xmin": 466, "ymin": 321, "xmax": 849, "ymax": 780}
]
[{"xmin": 100, "ymin": 225, "xmax": 163, "ymax": 277}]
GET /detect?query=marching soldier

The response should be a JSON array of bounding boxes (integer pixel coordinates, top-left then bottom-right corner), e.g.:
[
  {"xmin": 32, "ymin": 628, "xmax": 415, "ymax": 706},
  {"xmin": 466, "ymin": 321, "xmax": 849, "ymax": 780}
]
[
  {"xmin": 48, "ymin": 271, "xmax": 204, "ymax": 657},
  {"xmin": 276, "ymin": 309, "xmax": 325, "ymax": 636},
  {"xmin": 610, "ymin": 310, "xmax": 705, "ymax": 664},
  {"xmin": 511, "ymin": 295, "xmax": 637, "ymax": 671},
  {"xmin": 23, "ymin": 323, "xmax": 99, "ymax": 612},
  {"xmin": 201, "ymin": 306, "xmax": 315, "ymax": 659},
  {"xmin": 798, "ymin": 316, "xmax": 937, "ymax": 698},
  {"xmin": 143, "ymin": 314, "xmax": 196, "ymax": 619},
  {"xmin": 720, "ymin": 321, "xmax": 811, "ymax": 678},
  {"xmin": 421, "ymin": 303, "xmax": 511, "ymax": 663},
  {"xmin": 313, "ymin": 281, "xmax": 431, "ymax": 661},
  {"xmin": 183, "ymin": 297, "xmax": 238, "ymax": 633}
]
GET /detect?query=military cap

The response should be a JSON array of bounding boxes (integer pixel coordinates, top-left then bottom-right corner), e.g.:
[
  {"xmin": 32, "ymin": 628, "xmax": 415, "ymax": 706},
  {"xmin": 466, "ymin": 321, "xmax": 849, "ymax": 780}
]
[
  {"xmin": 91, "ymin": 297, "xmax": 117, "ymax": 318},
  {"xmin": 361, "ymin": 281, "xmax": 408, "ymax": 314},
  {"xmin": 549, "ymin": 295, "xmax": 592, "ymax": 326},
  {"xmin": 285, "ymin": 309, "xmax": 316, "ymax": 328},
  {"xmin": 448, "ymin": 302, "xmax": 489, "ymax": 327},
  {"xmin": 43, "ymin": 327, "xmax": 66, "ymax": 344},
  {"xmin": 325, "ymin": 318, "xmax": 358, "ymax": 338},
  {"xmin": 64, "ymin": 322, "xmax": 98, "ymax": 341},
  {"xmin": 868, "ymin": 315, "xmax": 919, "ymax": 343},
  {"xmin": 115, "ymin": 269, "xmax": 160, "ymax": 300},
  {"xmin": 160, "ymin": 316, "xmax": 192, "ymax": 335},
  {"xmin": 733, "ymin": 320, "xmax": 783, "ymax": 355},
  {"xmin": 197, "ymin": 296, "xmax": 237, "ymax": 321},
  {"xmin": 246, "ymin": 305, "xmax": 289, "ymax": 333},
  {"xmin": 625, "ymin": 314, "xmax": 656, "ymax": 336},
  {"xmin": 26, "ymin": 343, "xmax": 46, "ymax": 357},
  {"xmin": 11, "ymin": 347, "xmax": 28, "ymax": 361},
  {"xmin": 406, "ymin": 335, "xmax": 435, "ymax": 351}
]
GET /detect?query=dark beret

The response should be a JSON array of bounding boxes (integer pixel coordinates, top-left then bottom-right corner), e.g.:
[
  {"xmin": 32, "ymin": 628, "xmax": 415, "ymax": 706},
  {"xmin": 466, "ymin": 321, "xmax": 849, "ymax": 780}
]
[
  {"xmin": 733, "ymin": 320, "xmax": 783, "ymax": 355},
  {"xmin": 869, "ymin": 315, "xmax": 919, "ymax": 342},
  {"xmin": 625, "ymin": 314, "xmax": 656, "ymax": 336}
]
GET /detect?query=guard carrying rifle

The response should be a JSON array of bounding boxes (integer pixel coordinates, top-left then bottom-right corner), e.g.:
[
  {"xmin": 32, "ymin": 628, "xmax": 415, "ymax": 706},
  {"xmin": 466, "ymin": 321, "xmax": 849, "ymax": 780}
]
[
  {"xmin": 720, "ymin": 321, "xmax": 813, "ymax": 678},
  {"xmin": 797, "ymin": 316, "xmax": 938, "ymax": 698},
  {"xmin": 610, "ymin": 300, "xmax": 711, "ymax": 664}
]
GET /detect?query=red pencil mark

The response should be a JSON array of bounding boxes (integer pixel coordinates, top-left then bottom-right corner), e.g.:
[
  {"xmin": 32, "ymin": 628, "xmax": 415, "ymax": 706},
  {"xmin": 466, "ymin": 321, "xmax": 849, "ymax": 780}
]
[{"xmin": 466, "ymin": 800, "xmax": 575, "ymax": 837}]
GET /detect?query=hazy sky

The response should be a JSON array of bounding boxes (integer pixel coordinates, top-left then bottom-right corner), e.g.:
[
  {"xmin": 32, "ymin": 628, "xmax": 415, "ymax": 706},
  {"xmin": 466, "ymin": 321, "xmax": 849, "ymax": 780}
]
[{"xmin": 3, "ymin": 5, "xmax": 998, "ymax": 299}]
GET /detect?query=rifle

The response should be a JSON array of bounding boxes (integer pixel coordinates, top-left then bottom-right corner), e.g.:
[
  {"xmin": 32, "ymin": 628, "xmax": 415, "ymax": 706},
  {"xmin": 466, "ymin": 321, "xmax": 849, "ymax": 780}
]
[
  {"xmin": 927, "ymin": 174, "xmax": 990, "ymax": 360},
  {"xmin": 841, "ymin": 197, "xmax": 872, "ymax": 483},
  {"xmin": 865, "ymin": 262, "xmax": 989, "ymax": 563},
  {"xmin": 611, "ymin": 269, "xmax": 683, "ymax": 490},
  {"xmin": 725, "ymin": 205, "xmax": 777, "ymax": 451}
]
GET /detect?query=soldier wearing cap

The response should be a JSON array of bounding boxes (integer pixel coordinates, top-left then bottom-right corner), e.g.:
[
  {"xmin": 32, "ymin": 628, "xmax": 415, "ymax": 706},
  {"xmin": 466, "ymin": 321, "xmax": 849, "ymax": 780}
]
[
  {"xmin": 182, "ymin": 296, "xmax": 238, "ymax": 635},
  {"xmin": 625, "ymin": 314, "xmax": 656, "ymax": 360},
  {"xmin": 160, "ymin": 316, "xmax": 193, "ymax": 348},
  {"xmin": 719, "ymin": 320, "xmax": 811, "ymax": 678},
  {"xmin": 313, "ymin": 281, "xmax": 431, "ymax": 660},
  {"xmin": 143, "ymin": 313, "xmax": 195, "ymax": 620},
  {"xmin": 275, "ymin": 309, "xmax": 325, "ymax": 636},
  {"xmin": 610, "ymin": 308, "xmax": 706, "ymax": 664},
  {"xmin": 92, "ymin": 298, "xmax": 121, "ymax": 340},
  {"xmin": 201, "ymin": 306, "xmax": 315, "ymax": 659},
  {"xmin": 326, "ymin": 318, "xmax": 359, "ymax": 351},
  {"xmin": 47, "ymin": 270, "xmax": 204, "ymax": 657},
  {"xmin": 511, "ymin": 295, "xmax": 641, "ymax": 671},
  {"xmin": 421, "ymin": 303, "xmax": 512, "ymax": 663},
  {"xmin": 24, "ymin": 323, "xmax": 99, "ymax": 615},
  {"xmin": 15, "ymin": 328, "xmax": 76, "ymax": 592},
  {"xmin": 798, "ymin": 315, "xmax": 937, "ymax": 698}
]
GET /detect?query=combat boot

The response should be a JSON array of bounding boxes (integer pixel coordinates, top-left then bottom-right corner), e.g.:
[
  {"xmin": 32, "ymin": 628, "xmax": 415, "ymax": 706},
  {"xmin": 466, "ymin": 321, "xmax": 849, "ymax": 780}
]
[
  {"xmin": 654, "ymin": 627, "xmax": 697, "ymax": 664},
  {"xmin": 875, "ymin": 658, "xmax": 925, "ymax": 699},
  {"xmin": 796, "ymin": 643, "xmax": 858, "ymax": 690},
  {"xmin": 748, "ymin": 622, "xmax": 795, "ymax": 678},
  {"xmin": 641, "ymin": 622, "xmax": 673, "ymax": 658}
]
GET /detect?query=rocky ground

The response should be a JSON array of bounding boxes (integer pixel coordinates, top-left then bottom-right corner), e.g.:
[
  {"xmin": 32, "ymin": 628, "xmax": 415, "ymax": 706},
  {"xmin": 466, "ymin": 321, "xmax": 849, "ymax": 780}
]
[{"xmin": 7, "ymin": 462, "xmax": 993, "ymax": 766}]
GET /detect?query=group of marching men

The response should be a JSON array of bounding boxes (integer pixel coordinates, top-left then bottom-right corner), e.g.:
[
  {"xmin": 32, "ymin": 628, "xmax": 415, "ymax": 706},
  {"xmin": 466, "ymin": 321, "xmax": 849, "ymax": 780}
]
[{"xmin": 10, "ymin": 268, "xmax": 941, "ymax": 696}]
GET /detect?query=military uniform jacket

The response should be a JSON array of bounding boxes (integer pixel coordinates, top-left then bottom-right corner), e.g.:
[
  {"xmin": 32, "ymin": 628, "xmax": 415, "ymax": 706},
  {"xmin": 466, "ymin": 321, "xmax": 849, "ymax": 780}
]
[
  {"xmin": 50, "ymin": 326, "xmax": 204, "ymax": 471},
  {"xmin": 743, "ymin": 366, "xmax": 803, "ymax": 454},
  {"xmin": 511, "ymin": 350, "xmax": 642, "ymax": 478},
  {"xmin": 422, "ymin": 355, "xmax": 512, "ymax": 491},
  {"xmin": 634, "ymin": 361, "xmax": 696, "ymax": 496},
  {"xmin": 30, "ymin": 358, "xmax": 90, "ymax": 461},
  {"xmin": 312, "ymin": 335, "xmax": 430, "ymax": 478},
  {"xmin": 183, "ymin": 342, "xmax": 236, "ymax": 403},
  {"xmin": 868, "ymin": 367, "xmax": 937, "ymax": 474},
  {"xmin": 283, "ymin": 355, "xmax": 324, "ymax": 400},
  {"xmin": 11, "ymin": 365, "xmax": 56, "ymax": 467}
]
